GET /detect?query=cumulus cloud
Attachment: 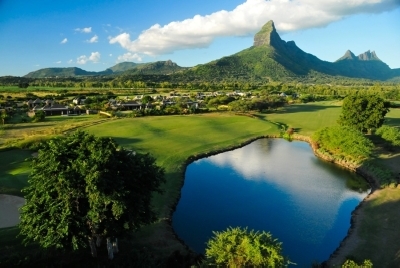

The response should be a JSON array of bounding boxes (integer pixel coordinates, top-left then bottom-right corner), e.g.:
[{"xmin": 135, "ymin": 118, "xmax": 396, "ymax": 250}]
[
  {"xmin": 75, "ymin": 27, "xmax": 92, "ymax": 33},
  {"xmin": 116, "ymin": 52, "xmax": 142, "ymax": 62},
  {"xmin": 60, "ymin": 38, "xmax": 68, "ymax": 44},
  {"xmin": 55, "ymin": 61, "xmax": 61, "ymax": 64},
  {"xmin": 109, "ymin": 0, "xmax": 399, "ymax": 56},
  {"xmin": 86, "ymin": 35, "xmax": 98, "ymax": 43},
  {"xmin": 76, "ymin": 52, "xmax": 101, "ymax": 64},
  {"xmin": 68, "ymin": 59, "xmax": 73, "ymax": 64}
]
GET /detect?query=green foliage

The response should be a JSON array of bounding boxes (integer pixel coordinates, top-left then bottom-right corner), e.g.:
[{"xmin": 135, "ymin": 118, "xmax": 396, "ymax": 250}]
[
  {"xmin": 342, "ymin": 259, "xmax": 373, "ymax": 267},
  {"xmin": 204, "ymin": 227, "xmax": 289, "ymax": 267},
  {"xmin": 312, "ymin": 126, "xmax": 374, "ymax": 163},
  {"xmin": 338, "ymin": 94, "xmax": 390, "ymax": 132},
  {"xmin": 33, "ymin": 110, "xmax": 46, "ymax": 122},
  {"xmin": 0, "ymin": 110, "xmax": 9, "ymax": 125},
  {"xmin": 19, "ymin": 131, "xmax": 165, "ymax": 252},
  {"xmin": 362, "ymin": 160, "xmax": 396, "ymax": 187},
  {"xmin": 376, "ymin": 125, "xmax": 400, "ymax": 146}
]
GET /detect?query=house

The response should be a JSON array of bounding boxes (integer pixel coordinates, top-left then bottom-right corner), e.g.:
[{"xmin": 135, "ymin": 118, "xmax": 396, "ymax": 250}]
[
  {"xmin": 116, "ymin": 100, "xmax": 144, "ymax": 110},
  {"xmin": 33, "ymin": 103, "xmax": 69, "ymax": 116}
]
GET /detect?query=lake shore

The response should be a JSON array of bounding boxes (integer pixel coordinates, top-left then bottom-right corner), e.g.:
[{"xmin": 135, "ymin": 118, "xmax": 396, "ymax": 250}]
[{"xmin": 292, "ymin": 134, "xmax": 382, "ymax": 266}]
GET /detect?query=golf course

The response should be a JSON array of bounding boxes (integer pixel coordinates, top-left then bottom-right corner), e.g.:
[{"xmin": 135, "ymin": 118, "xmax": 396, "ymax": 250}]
[{"xmin": 1, "ymin": 101, "xmax": 400, "ymax": 266}]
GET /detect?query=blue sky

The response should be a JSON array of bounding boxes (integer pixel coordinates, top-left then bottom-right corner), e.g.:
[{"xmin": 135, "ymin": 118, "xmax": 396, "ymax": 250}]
[{"xmin": 1, "ymin": 0, "xmax": 399, "ymax": 77}]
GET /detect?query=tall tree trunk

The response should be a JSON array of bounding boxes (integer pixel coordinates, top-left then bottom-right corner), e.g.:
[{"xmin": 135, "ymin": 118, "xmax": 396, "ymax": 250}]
[
  {"xmin": 89, "ymin": 236, "xmax": 97, "ymax": 257},
  {"xmin": 96, "ymin": 235, "xmax": 102, "ymax": 247},
  {"xmin": 106, "ymin": 237, "xmax": 114, "ymax": 260},
  {"xmin": 112, "ymin": 237, "xmax": 119, "ymax": 253}
]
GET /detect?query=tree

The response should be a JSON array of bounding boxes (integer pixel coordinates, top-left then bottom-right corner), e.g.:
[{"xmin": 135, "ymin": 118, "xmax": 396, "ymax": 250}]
[
  {"xmin": 342, "ymin": 259, "xmax": 373, "ymax": 267},
  {"xmin": 204, "ymin": 227, "xmax": 290, "ymax": 267},
  {"xmin": 19, "ymin": 131, "xmax": 165, "ymax": 259},
  {"xmin": 32, "ymin": 110, "xmax": 45, "ymax": 122},
  {"xmin": 338, "ymin": 94, "xmax": 390, "ymax": 132},
  {"xmin": 0, "ymin": 110, "xmax": 9, "ymax": 125}
]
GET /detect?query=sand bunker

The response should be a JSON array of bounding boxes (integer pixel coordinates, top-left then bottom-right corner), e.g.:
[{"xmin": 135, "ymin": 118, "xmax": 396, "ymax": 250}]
[{"xmin": 0, "ymin": 194, "xmax": 25, "ymax": 228}]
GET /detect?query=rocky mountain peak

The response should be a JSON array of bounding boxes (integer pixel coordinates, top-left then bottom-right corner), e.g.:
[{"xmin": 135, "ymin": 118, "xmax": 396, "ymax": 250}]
[
  {"xmin": 337, "ymin": 50, "xmax": 357, "ymax": 61},
  {"xmin": 358, "ymin": 50, "xmax": 380, "ymax": 61},
  {"xmin": 253, "ymin": 20, "xmax": 283, "ymax": 48}
]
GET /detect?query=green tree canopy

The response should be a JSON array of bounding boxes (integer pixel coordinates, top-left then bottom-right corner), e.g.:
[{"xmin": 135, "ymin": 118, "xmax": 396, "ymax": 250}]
[
  {"xmin": 19, "ymin": 131, "xmax": 165, "ymax": 258},
  {"xmin": 338, "ymin": 94, "xmax": 390, "ymax": 132},
  {"xmin": 204, "ymin": 227, "xmax": 289, "ymax": 267}
]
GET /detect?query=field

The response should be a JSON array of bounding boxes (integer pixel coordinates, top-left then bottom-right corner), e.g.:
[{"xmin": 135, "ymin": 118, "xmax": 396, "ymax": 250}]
[{"xmin": 1, "ymin": 101, "xmax": 400, "ymax": 266}]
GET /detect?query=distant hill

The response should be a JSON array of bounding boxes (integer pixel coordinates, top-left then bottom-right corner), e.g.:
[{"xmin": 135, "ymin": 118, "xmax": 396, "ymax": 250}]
[
  {"xmin": 122, "ymin": 60, "xmax": 187, "ymax": 75},
  {"xmin": 24, "ymin": 67, "xmax": 112, "ymax": 78},
  {"xmin": 172, "ymin": 20, "xmax": 399, "ymax": 82},
  {"xmin": 24, "ymin": 60, "xmax": 184, "ymax": 78},
  {"xmin": 106, "ymin": 62, "xmax": 141, "ymax": 73}
]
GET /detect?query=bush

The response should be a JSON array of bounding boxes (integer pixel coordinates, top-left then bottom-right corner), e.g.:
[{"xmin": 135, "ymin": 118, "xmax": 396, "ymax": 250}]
[
  {"xmin": 204, "ymin": 227, "xmax": 290, "ymax": 267},
  {"xmin": 376, "ymin": 125, "xmax": 400, "ymax": 146},
  {"xmin": 312, "ymin": 126, "xmax": 374, "ymax": 163}
]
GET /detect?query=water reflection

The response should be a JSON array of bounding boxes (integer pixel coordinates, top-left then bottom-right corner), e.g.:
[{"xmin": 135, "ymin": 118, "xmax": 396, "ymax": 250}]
[{"xmin": 173, "ymin": 139, "xmax": 369, "ymax": 267}]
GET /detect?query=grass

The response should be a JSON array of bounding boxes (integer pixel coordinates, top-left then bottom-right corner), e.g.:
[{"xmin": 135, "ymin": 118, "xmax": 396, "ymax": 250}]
[
  {"xmin": 0, "ymin": 114, "xmax": 109, "ymax": 147},
  {"xmin": 0, "ymin": 150, "xmax": 32, "ymax": 196},
  {"xmin": 261, "ymin": 101, "xmax": 342, "ymax": 136},
  {"xmin": 348, "ymin": 188, "xmax": 400, "ymax": 267}
]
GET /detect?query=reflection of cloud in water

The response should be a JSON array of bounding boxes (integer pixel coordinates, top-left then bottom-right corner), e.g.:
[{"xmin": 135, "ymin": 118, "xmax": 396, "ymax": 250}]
[{"xmin": 195, "ymin": 139, "xmax": 368, "ymax": 242}]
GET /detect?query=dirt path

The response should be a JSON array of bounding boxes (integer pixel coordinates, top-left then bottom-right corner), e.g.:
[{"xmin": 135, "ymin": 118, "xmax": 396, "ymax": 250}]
[{"xmin": 0, "ymin": 194, "xmax": 25, "ymax": 228}]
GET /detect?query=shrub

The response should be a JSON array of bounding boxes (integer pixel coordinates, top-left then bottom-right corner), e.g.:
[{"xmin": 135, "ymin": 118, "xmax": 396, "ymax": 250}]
[
  {"xmin": 376, "ymin": 125, "xmax": 400, "ymax": 146},
  {"xmin": 204, "ymin": 227, "xmax": 290, "ymax": 267},
  {"xmin": 312, "ymin": 126, "xmax": 374, "ymax": 163}
]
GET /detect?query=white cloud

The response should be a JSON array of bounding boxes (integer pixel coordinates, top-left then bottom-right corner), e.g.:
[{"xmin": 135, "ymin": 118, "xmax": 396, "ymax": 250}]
[
  {"xmin": 76, "ymin": 52, "xmax": 101, "ymax": 64},
  {"xmin": 60, "ymin": 38, "xmax": 68, "ymax": 44},
  {"xmin": 109, "ymin": 0, "xmax": 400, "ymax": 56},
  {"xmin": 109, "ymin": 54, "xmax": 112, "ymax": 57},
  {"xmin": 116, "ymin": 52, "xmax": 142, "ymax": 62},
  {"xmin": 68, "ymin": 59, "xmax": 73, "ymax": 64},
  {"xmin": 75, "ymin": 27, "xmax": 92, "ymax": 33},
  {"xmin": 55, "ymin": 61, "xmax": 61, "ymax": 64},
  {"xmin": 86, "ymin": 35, "xmax": 98, "ymax": 43}
]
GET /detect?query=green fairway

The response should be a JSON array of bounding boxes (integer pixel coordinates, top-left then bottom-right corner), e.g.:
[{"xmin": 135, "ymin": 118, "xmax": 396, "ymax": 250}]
[
  {"xmin": 0, "ymin": 150, "xmax": 32, "ymax": 196},
  {"xmin": 263, "ymin": 101, "xmax": 342, "ymax": 136}
]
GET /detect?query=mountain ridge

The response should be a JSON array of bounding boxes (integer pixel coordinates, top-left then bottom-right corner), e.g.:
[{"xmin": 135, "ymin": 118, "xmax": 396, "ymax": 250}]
[{"xmin": 22, "ymin": 20, "xmax": 399, "ymax": 81}]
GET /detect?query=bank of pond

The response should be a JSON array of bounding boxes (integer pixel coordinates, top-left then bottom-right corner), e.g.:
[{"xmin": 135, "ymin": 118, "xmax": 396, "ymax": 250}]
[{"xmin": 172, "ymin": 139, "xmax": 370, "ymax": 267}]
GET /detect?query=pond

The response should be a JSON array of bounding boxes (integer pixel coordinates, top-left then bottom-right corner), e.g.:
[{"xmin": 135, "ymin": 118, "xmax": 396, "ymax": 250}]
[{"xmin": 172, "ymin": 139, "xmax": 370, "ymax": 267}]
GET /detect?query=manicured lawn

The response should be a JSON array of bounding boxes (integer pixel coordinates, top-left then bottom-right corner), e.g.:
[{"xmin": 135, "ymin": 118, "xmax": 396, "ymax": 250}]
[
  {"xmin": 262, "ymin": 101, "xmax": 342, "ymax": 136},
  {"xmin": 0, "ymin": 150, "xmax": 32, "ymax": 196}
]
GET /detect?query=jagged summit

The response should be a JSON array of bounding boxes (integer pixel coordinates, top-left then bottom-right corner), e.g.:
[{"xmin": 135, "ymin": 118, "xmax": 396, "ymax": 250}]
[
  {"xmin": 336, "ymin": 50, "xmax": 381, "ymax": 62},
  {"xmin": 253, "ymin": 20, "xmax": 283, "ymax": 48},
  {"xmin": 337, "ymin": 50, "xmax": 357, "ymax": 61},
  {"xmin": 358, "ymin": 50, "xmax": 380, "ymax": 61}
]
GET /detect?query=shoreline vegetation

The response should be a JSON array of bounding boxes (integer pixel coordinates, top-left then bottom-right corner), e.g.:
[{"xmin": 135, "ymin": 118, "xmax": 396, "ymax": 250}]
[{"xmin": 1, "ymin": 106, "xmax": 399, "ymax": 266}]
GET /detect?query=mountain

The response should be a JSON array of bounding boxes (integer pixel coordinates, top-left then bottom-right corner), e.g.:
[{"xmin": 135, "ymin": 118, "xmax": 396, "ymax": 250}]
[
  {"xmin": 22, "ymin": 22, "xmax": 399, "ymax": 81},
  {"xmin": 122, "ymin": 60, "xmax": 186, "ymax": 75},
  {"xmin": 24, "ymin": 60, "xmax": 184, "ymax": 78},
  {"xmin": 106, "ymin": 62, "xmax": 141, "ymax": 73},
  {"xmin": 24, "ymin": 67, "xmax": 112, "ymax": 78},
  {"xmin": 173, "ymin": 20, "xmax": 399, "ymax": 82}
]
